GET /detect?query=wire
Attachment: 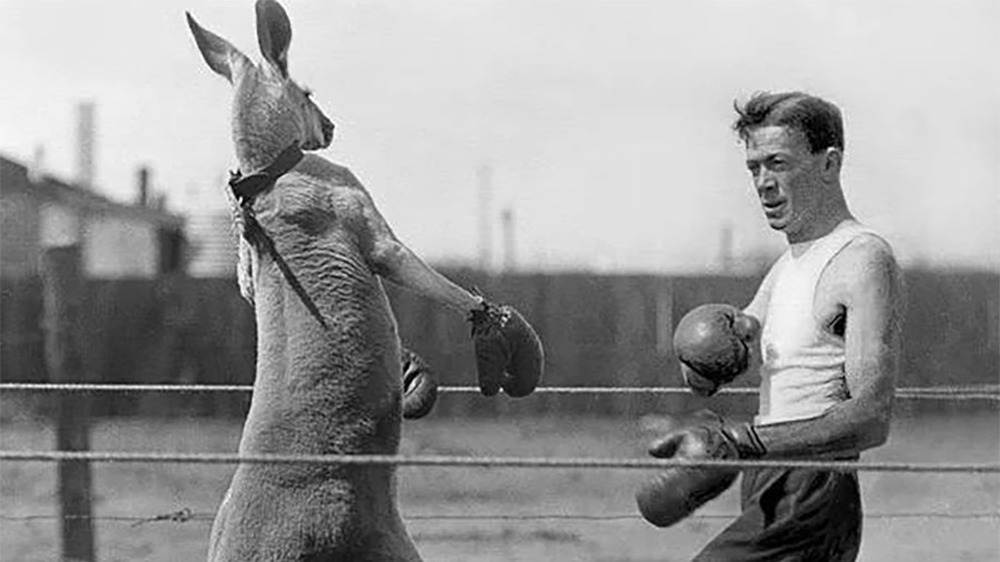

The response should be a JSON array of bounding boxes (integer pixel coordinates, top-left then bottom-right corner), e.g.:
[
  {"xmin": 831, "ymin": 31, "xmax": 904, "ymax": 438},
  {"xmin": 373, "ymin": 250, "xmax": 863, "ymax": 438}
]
[
  {"xmin": 1, "ymin": 383, "xmax": 997, "ymax": 400},
  {"xmin": 1, "ymin": 450, "xmax": 998, "ymax": 474},
  {"xmin": 2, "ymin": 511, "xmax": 996, "ymax": 526}
]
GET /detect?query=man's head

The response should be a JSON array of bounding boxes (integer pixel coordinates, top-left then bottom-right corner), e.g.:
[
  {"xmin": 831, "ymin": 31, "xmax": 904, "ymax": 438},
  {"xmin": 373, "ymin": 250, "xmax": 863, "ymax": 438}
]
[{"xmin": 733, "ymin": 92, "xmax": 849, "ymax": 243}]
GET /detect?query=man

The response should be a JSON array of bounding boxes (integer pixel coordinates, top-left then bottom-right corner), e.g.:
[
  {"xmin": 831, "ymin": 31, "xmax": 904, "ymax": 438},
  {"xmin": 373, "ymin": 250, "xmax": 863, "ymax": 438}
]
[{"xmin": 636, "ymin": 91, "xmax": 903, "ymax": 561}]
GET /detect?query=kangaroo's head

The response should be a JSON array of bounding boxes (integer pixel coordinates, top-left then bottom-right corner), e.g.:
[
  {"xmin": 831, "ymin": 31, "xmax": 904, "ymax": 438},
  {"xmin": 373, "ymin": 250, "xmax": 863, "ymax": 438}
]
[{"xmin": 187, "ymin": 0, "xmax": 334, "ymax": 170}]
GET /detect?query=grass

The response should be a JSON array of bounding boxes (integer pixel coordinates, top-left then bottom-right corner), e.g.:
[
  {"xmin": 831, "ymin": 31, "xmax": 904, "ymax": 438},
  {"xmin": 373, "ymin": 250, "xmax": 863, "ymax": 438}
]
[{"xmin": 1, "ymin": 408, "xmax": 998, "ymax": 562}]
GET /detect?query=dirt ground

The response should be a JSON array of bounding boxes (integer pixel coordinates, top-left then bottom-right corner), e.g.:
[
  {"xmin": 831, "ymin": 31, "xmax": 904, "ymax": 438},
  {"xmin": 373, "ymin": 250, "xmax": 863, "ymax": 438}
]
[{"xmin": 1, "ymin": 408, "xmax": 997, "ymax": 561}]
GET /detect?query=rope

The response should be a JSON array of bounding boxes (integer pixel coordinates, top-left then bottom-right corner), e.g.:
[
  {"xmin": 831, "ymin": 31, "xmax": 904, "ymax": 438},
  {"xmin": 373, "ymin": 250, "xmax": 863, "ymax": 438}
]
[
  {"xmin": 1, "ymin": 450, "xmax": 997, "ymax": 474},
  {"xmin": 1, "ymin": 383, "xmax": 997, "ymax": 400},
  {"xmin": 2, "ymin": 510, "xmax": 996, "ymax": 525},
  {"xmin": 0, "ymin": 509, "xmax": 211, "ymax": 527}
]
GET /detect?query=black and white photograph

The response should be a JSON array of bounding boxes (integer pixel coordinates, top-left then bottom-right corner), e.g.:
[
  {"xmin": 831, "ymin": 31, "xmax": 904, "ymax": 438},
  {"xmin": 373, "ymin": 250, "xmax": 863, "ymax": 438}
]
[{"xmin": 1, "ymin": 0, "xmax": 997, "ymax": 560}]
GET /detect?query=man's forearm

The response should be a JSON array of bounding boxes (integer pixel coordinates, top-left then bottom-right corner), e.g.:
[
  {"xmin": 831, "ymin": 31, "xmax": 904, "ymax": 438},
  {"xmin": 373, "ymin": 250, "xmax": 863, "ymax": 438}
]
[{"xmin": 753, "ymin": 396, "xmax": 891, "ymax": 459}]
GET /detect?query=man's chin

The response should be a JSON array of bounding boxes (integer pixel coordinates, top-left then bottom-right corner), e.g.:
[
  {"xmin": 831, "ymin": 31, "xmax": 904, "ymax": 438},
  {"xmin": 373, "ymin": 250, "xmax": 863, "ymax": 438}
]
[{"xmin": 767, "ymin": 218, "xmax": 788, "ymax": 231}]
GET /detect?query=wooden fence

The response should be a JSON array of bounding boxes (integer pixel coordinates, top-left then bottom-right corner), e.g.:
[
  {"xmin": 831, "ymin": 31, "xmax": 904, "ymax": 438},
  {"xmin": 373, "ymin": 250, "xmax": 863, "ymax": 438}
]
[{"xmin": 1, "ymin": 268, "xmax": 997, "ymax": 418}]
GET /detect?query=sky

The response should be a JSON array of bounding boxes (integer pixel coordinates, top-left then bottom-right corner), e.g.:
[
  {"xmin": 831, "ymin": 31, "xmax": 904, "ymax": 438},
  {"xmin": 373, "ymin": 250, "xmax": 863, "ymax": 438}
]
[{"xmin": 1, "ymin": 0, "xmax": 997, "ymax": 273}]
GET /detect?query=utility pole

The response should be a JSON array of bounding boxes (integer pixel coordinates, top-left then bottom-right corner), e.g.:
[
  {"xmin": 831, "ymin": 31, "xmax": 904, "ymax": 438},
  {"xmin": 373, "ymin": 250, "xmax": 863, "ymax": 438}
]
[
  {"xmin": 501, "ymin": 206, "xmax": 516, "ymax": 273},
  {"xmin": 719, "ymin": 222, "xmax": 734, "ymax": 274},
  {"xmin": 477, "ymin": 165, "xmax": 493, "ymax": 273}
]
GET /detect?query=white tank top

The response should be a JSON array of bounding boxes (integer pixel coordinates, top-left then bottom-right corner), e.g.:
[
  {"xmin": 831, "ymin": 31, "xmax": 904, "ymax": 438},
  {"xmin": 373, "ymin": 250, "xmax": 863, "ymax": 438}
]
[{"xmin": 755, "ymin": 221, "xmax": 878, "ymax": 426}]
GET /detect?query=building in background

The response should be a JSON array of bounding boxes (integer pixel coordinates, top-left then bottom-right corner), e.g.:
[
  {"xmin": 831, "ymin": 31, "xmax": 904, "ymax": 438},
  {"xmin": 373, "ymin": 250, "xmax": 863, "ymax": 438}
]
[
  {"xmin": 0, "ymin": 154, "xmax": 186, "ymax": 280},
  {"xmin": 184, "ymin": 209, "xmax": 240, "ymax": 278}
]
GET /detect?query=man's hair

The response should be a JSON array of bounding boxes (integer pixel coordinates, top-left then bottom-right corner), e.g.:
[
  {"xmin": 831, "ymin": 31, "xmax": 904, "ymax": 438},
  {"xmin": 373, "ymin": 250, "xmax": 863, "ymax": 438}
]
[{"xmin": 733, "ymin": 91, "xmax": 845, "ymax": 153}]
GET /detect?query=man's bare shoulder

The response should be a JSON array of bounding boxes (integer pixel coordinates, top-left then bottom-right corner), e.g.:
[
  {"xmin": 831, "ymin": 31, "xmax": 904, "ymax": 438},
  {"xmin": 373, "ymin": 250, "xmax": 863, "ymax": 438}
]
[{"xmin": 826, "ymin": 233, "xmax": 902, "ymax": 305}]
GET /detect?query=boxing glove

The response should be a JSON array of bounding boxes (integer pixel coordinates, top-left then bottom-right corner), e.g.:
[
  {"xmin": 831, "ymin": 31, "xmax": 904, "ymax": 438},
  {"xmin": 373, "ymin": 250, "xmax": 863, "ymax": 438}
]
[
  {"xmin": 673, "ymin": 303, "xmax": 759, "ymax": 396},
  {"xmin": 635, "ymin": 409, "xmax": 766, "ymax": 527},
  {"xmin": 401, "ymin": 348, "xmax": 437, "ymax": 420},
  {"xmin": 467, "ymin": 297, "xmax": 544, "ymax": 397}
]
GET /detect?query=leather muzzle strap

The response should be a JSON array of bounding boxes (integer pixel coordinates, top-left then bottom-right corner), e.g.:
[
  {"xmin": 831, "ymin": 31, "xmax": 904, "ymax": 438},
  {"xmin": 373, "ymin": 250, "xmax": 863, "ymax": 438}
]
[
  {"xmin": 229, "ymin": 143, "xmax": 304, "ymax": 202},
  {"xmin": 229, "ymin": 143, "xmax": 329, "ymax": 330}
]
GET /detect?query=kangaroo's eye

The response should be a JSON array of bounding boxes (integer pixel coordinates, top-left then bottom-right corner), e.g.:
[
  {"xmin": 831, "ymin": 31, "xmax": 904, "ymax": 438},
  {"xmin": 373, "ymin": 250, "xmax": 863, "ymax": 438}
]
[{"xmin": 302, "ymin": 87, "xmax": 313, "ymax": 99}]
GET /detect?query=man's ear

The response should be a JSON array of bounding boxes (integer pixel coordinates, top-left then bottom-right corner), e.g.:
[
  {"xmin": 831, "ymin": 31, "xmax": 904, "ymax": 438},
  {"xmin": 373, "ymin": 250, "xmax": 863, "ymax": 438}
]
[
  {"xmin": 822, "ymin": 147, "xmax": 843, "ymax": 180},
  {"xmin": 187, "ymin": 12, "xmax": 251, "ymax": 84}
]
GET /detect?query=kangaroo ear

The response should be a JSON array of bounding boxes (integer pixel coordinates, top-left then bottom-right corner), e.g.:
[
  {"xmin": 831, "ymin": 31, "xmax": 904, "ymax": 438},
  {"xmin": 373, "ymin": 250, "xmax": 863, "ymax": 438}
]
[
  {"xmin": 186, "ymin": 12, "xmax": 250, "ymax": 84},
  {"xmin": 255, "ymin": 0, "xmax": 292, "ymax": 78}
]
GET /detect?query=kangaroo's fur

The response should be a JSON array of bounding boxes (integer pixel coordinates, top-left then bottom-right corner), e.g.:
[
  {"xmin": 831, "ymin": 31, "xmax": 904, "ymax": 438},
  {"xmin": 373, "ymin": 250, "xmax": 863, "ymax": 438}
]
[{"xmin": 187, "ymin": 2, "xmax": 481, "ymax": 560}]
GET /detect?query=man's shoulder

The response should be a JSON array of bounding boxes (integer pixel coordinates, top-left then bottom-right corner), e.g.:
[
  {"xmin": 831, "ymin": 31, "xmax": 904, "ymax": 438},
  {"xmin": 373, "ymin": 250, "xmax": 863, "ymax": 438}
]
[
  {"xmin": 838, "ymin": 231, "xmax": 898, "ymax": 273},
  {"xmin": 826, "ymin": 231, "xmax": 902, "ymax": 299}
]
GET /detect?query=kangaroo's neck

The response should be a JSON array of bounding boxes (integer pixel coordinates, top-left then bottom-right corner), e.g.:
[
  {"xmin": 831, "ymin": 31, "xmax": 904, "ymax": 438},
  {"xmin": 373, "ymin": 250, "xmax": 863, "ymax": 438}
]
[
  {"xmin": 231, "ymin": 76, "xmax": 302, "ymax": 173},
  {"xmin": 234, "ymin": 130, "xmax": 297, "ymax": 173}
]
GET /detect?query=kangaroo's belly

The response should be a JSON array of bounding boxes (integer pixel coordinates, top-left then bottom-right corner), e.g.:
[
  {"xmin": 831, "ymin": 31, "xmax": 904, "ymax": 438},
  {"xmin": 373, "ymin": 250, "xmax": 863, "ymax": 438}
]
[
  {"xmin": 229, "ymin": 240, "xmax": 403, "ymax": 508},
  {"xmin": 210, "ymin": 269, "xmax": 411, "ymax": 560},
  {"xmin": 209, "ymin": 472, "xmax": 420, "ymax": 562},
  {"xmin": 243, "ymin": 231, "xmax": 402, "ymax": 454}
]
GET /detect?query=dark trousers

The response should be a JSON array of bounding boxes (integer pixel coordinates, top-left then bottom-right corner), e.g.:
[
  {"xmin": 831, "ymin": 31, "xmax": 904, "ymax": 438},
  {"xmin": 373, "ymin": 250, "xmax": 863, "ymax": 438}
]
[{"xmin": 692, "ymin": 466, "xmax": 863, "ymax": 562}]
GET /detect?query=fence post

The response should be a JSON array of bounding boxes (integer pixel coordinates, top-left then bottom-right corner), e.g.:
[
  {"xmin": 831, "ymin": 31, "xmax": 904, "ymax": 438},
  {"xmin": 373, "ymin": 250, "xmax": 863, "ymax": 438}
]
[{"xmin": 41, "ymin": 245, "xmax": 95, "ymax": 562}]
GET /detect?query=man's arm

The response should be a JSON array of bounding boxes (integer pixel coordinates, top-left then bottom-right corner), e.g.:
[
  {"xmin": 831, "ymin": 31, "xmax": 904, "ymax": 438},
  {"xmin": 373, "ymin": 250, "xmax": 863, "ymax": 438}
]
[
  {"xmin": 755, "ymin": 237, "xmax": 903, "ymax": 459},
  {"xmin": 731, "ymin": 258, "xmax": 781, "ymax": 377},
  {"xmin": 742, "ymin": 256, "xmax": 781, "ymax": 328}
]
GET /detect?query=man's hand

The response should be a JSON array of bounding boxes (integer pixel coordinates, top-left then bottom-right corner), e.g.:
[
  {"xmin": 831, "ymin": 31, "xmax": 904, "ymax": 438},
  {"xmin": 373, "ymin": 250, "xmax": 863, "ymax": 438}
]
[
  {"xmin": 673, "ymin": 304, "xmax": 759, "ymax": 396},
  {"xmin": 635, "ymin": 410, "xmax": 766, "ymax": 527}
]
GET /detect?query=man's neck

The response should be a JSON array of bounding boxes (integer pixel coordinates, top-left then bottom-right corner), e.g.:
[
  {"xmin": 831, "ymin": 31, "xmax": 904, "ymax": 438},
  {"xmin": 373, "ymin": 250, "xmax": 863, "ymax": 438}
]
[
  {"xmin": 785, "ymin": 185, "xmax": 853, "ymax": 245},
  {"xmin": 787, "ymin": 217, "xmax": 858, "ymax": 258},
  {"xmin": 787, "ymin": 213, "xmax": 853, "ymax": 244}
]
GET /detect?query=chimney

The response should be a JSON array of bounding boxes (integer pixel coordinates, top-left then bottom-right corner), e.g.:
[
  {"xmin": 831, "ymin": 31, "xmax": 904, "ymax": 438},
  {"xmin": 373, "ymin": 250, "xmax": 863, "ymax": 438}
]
[
  {"xmin": 136, "ymin": 166, "xmax": 151, "ymax": 206},
  {"xmin": 76, "ymin": 101, "xmax": 96, "ymax": 189},
  {"xmin": 28, "ymin": 144, "xmax": 46, "ymax": 183}
]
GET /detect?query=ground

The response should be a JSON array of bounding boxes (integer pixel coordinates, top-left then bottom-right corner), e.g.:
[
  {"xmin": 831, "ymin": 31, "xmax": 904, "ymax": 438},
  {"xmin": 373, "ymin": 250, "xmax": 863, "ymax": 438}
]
[{"xmin": 1, "ymin": 407, "xmax": 998, "ymax": 561}]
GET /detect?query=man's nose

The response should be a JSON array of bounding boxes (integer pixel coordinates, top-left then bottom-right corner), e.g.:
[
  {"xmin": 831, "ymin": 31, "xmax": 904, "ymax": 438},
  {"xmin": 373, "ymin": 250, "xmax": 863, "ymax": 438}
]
[{"xmin": 755, "ymin": 170, "xmax": 777, "ymax": 193}]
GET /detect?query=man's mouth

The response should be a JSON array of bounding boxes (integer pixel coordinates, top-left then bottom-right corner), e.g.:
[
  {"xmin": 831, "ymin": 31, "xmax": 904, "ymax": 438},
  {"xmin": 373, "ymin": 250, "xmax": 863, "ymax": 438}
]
[{"xmin": 762, "ymin": 200, "xmax": 785, "ymax": 218}]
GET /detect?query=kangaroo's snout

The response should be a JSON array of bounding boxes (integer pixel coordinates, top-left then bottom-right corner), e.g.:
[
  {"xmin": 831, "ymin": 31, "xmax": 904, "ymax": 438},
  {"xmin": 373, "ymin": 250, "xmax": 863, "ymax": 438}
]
[
  {"xmin": 300, "ymin": 110, "xmax": 334, "ymax": 151},
  {"xmin": 321, "ymin": 116, "xmax": 335, "ymax": 146}
]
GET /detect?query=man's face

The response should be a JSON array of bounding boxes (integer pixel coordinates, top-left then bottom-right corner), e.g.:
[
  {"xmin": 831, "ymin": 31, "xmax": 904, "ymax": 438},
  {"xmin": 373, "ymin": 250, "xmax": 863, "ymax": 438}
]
[{"xmin": 744, "ymin": 126, "xmax": 826, "ymax": 240}]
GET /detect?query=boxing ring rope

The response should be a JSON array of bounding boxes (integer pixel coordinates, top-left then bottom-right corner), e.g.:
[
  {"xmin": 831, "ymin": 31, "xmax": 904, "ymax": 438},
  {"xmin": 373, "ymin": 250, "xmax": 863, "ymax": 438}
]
[
  {"xmin": 2, "ymin": 449, "xmax": 998, "ymax": 473},
  {"xmin": 2, "ymin": 509, "xmax": 997, "ymax": 527},
  {"xmin": 2, "ymin": 383, "xmax": 997, "ymax": 532},
  {"xmin": 2, "ymin": 383, "xmax": 998, "ymax": 400}
]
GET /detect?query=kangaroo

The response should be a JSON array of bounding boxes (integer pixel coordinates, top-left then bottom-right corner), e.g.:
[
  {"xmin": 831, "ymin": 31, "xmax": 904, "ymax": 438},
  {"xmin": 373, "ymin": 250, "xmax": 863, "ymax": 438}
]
[{"xmin": 185, "ymin": 2, "xmax": 530, "ymax": 560}]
